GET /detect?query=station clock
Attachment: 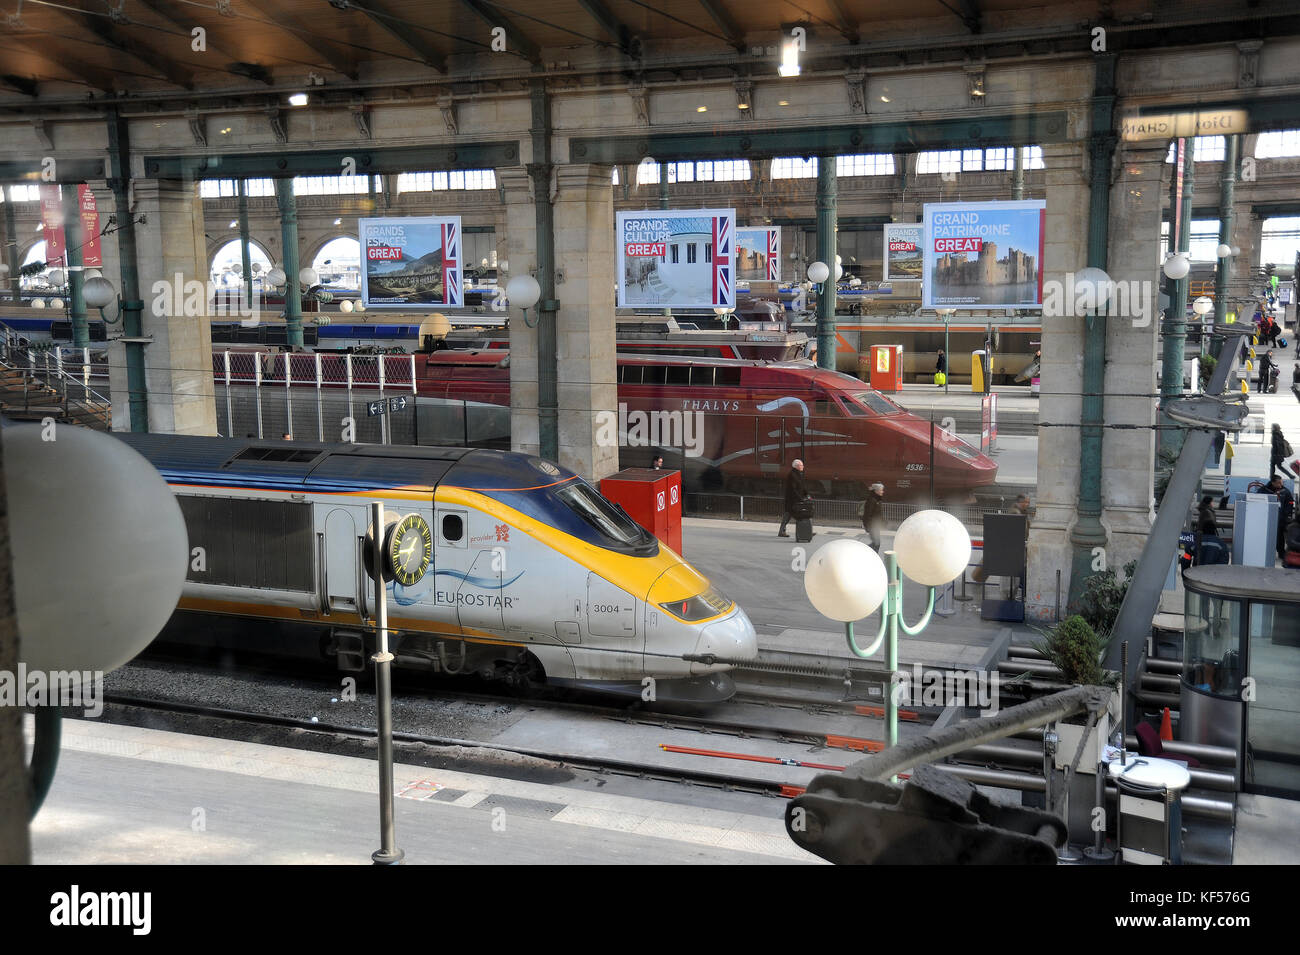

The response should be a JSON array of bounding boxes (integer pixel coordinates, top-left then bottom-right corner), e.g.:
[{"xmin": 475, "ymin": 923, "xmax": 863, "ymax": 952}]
[{"xmin": 386, "ymin": 513, "xmax": 433, "ymax": 586}]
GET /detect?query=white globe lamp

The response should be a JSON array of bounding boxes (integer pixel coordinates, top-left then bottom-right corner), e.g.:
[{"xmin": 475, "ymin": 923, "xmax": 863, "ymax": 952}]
[
  {"xmin": 1073, "ymin": 266, "xmax": 1117, "ymax": 314},
  {"xmin": 506, "ymin": 274, "xmax": 541, "ymax": 310},
  {"xmin": 804, "ymin": 539, "xmax": 888, "ymax": 622},
  {"xmin": 1162, "ymin": 252, "xmax": 1190, "ymax": 280},
  {"xmin": 1192, "ymin": 296, "xmax": 1214, "ymax": 316},
  {"xmin": 892, "ymin": 510, "xmax": 972, "ymax": 586},
  {"xmin": 299, "ymin": 267, "xmax": 320, "ymax": 287},
  {"xmin": 807, "ymin": 261, "xmax": 830, "ymax": 284},
  {"xmin": 82, "ymin": 276, "xmax": 117, "ymax": 309},
  {"xmin": 339, "ymin": 299, "xmax": 354, "ymax": 313},
  {"xmin": 266, "ymin": 267, "xmax": 287, "ymax": 288}
]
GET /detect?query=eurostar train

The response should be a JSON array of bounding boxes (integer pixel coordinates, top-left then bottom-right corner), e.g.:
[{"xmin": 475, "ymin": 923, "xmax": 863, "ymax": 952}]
[{"xmin": 117, "ymin": 433, "xmax": 757, "ymax": 701}]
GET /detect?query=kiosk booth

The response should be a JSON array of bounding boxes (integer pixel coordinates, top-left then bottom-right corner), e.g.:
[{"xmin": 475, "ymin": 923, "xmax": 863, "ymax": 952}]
[{"xmin": 1182, "ymin": 565, "xmax": 1300, "ymax": 797}]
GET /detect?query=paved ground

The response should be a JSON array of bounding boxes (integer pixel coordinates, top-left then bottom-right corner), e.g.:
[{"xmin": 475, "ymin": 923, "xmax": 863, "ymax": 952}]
[{"xmin": 32, "ymin": 721, "xmax": 820, "ymax": 865}]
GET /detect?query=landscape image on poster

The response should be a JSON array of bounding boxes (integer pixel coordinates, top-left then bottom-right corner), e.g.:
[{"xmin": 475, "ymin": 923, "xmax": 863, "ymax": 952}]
[
  {"xmin": 927, "ymin": 206, "xmax": 1041, "ymax": 307},
  {"xmin": 736, "ymin": 230, "xmax": 770, "ymax": 281},
  {"xmin": 365, "ymin": 222, "xmax": 445, "ymax": 304}
]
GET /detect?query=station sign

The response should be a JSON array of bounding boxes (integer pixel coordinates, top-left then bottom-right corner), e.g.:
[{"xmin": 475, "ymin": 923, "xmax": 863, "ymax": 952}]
[
  {"xmin": 616, "ymin": 208, "xmax": 736, "ymax": 309},
  {"xmin": 1121, "ymin": 109, "xmax": 1248, "ymax": 142},
  {"xmin": 366, "ymin": 395, "xmax": 409, "ymax": 417},
  {"xmin": 359, "ymin": 216, "xmax": 463, "ymax": 310},
  {"xmin": 737, "ymin": 226, "xmax": 781, "ymax": 282},
  {"xmin": 922, "ymin": 200, "xmax": 1045, "ymax": 311},
  {"xmin": 882, "ymin": 223, "xmax": 922, "ymax": 282}
]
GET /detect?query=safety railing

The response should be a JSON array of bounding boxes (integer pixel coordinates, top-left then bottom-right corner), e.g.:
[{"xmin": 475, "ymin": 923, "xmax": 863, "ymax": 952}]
[{"xmin": 0, "ymin": 335, "xmax": 112, "ymax": 425}]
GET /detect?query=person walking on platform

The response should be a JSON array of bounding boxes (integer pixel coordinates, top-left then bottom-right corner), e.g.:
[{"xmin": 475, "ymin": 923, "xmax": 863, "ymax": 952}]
[
  {"xmin": 860, "ymin": 482, "xmax": 886, "ymax": 551},
  {"xmin": 1258, "ymin": 350, "xmax": 1278, "ymax": 394},
  {"xmin": 935, "ymin": 349, "xmax": 947, "ymax": 387},
  {"xmin": 1271, "ymin": 424, "xmax": 1295, "ymax": 480},
  {"xmin": 1264, "ymin": 474, "xmax": 1296, "ymax": 561},
  {"xmin": 778, "ymin": 459, "xmax": 809, "ymax": 538}
]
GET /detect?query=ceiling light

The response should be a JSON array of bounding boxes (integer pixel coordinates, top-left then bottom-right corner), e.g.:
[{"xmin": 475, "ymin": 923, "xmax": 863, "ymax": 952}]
[
  {"xmin": 737, "ymin": 102, "xmax": 749, "ymax": 110},
  {"xmin": 778, "ymin": 100, "xmax": 789, "ymax": 106},
  {"xmin": 880, "ymin": 96, "xmax": 890, "ymax": 103},
  {"xmin": 221, "ymin": 127, "xmax": 232, "ymax": 135},
  {"xmin": 697, "ymin": 106, "xmax": 707, "ymax": 112},
  {"xmin": 333, "ymin": 218, "xmax": 342, "ymax": 226},
  {"xmin": 228, "ymin": 220, "xmax": 237, "ymax": 229},
  {"xmin": 289, "ymin": 93, "xmax": 309, "ymax": 107},
  {"xmin": 778, "ymin": 38, "xmax": 800, "ymax": 77}
]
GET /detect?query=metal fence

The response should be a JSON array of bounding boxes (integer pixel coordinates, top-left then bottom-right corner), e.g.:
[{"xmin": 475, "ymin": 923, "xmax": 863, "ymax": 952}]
[{"xmin": 0, "ymin": 334, "xmax": 111, "ymax": 422}]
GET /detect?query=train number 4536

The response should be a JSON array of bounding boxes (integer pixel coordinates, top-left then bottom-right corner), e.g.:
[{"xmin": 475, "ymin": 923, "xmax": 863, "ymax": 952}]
[{"xmin": 905, "ymin": 463, "xmax": 927, "ymax": 471}]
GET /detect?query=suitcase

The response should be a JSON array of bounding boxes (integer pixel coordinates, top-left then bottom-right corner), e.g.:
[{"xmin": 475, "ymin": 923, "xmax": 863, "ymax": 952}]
[
  {"xmin": 793, "ymin": 499, "xmax": 814, "ymax": 519},
  {"xmin": 934, "ymin": 372, "xmax": 946, "ymax": 386},
  {"xmin": 795, "ymin": 517, "xmax": 814, "ymax": 542}
]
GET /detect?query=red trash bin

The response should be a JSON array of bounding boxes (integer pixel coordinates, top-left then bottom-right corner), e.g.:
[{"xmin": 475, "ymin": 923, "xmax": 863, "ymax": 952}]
[{"xmin": 599, "ymin": 468, "xmax": 683, "ymax": 555}]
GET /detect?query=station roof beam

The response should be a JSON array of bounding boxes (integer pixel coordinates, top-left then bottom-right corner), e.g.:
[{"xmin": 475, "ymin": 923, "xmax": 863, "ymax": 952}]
[
  {"xmin": 455, "ymin": 0, "xmax": 542, "ymax": 65},
  {"xmin": 38, "ymin": 0, "xmax": 195, "ymax": 89},
  {"xmin": 576, "ymin": 0, "xmax": 633, "ymax": 57},
  {"xmin": 333, "ymin": 0, "xmax": 448, "ymax": 72},
  {"xmin": 695, "ymin": 0, "xmax": 746, "ymax": 53},
  {"xmin": 131, "ymin": 0, "xmax": 274, "ymax": 84}
]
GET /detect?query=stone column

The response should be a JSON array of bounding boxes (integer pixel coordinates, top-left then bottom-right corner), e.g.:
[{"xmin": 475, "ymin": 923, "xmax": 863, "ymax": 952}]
[
  {"xmin": 110, "ymin": 178, "xmax": 216, "ymax": 435},
  {"xmin": 1026, "ymin": 140, "xmax": 1090, "ymax": 622},
  {"xmin": 552, "ymin": 163, "xmax": 618, "ymax": 481},
  {"xmin": 499, "ymin": 166, "xmax": 540, "ymax": 459},
  {"xmin": 1100, "ymin": 142, "xmax": 1170, "ymax": 575}
]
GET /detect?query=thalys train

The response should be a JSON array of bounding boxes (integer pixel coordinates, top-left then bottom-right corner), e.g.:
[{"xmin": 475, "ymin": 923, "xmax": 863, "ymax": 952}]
[{"xmin": 117, "ymin": 432, "xmax": 757, "ymax": 702}]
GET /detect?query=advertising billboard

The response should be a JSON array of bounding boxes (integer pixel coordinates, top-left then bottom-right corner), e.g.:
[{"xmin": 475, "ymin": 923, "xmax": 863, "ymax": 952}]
[
  {"xmin": 922, "ymin": 200, "xmax": 1045, "ymax": 310},
  {"xmin": 38, "ymin": 184, "xmax": 102, "ymax": 269},
  {"xmin": 882, "ymin": 223, "xmax": 922, "ymax": 282},
  {"xmin": 737, "ymin": 226, "xmax": 780, "ymax": 282},
  {"xmin": 359, "ymin": 216, "xmax": 463, "ymax": 309},
  {"xmin": 617, "ymin": 209, "xmax": 735, "ymax": 309}
]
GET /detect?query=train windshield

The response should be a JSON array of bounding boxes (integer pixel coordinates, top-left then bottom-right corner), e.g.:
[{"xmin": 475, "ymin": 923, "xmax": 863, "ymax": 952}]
[
  {"xmin": 852, "ymin": 392, "xmax": 903, "ymax": 415},
  {"xmin": 555, "ymin": 483, "xmax": 656, "ymax": 551}
]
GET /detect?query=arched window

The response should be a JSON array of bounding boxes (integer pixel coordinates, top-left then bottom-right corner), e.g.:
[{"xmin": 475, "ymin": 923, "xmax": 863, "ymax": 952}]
[
  {"xmin": 210, "ymin": 239, "xmax": 273, "ymax": 286},
  {"xmin": 312, "ymin": 236, "xmax": 362, "ymax": 291}
]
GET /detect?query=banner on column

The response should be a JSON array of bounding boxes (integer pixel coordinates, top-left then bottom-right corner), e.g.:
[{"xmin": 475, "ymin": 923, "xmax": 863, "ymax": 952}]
[
  {"xmin": 882, "ymin": 223, "xmax": 922, "ymax": 281},
  {"xmin": 736, "ymin": 226, "xmax": 780, "ymax": 282},
  {"xmin": 922, "ymin": 200, "xmax": 1045, "ymax": 310},
  {"xmin": 617, "ymin": 209, "xmax": 735, "ymax": 309},
  {"xmin": 36, "ymin": 185, "xmax": 102, "ymax": 269},
  {"xmin": 359, "ymin": 216, "xmax": 463, "ymax": 309}
]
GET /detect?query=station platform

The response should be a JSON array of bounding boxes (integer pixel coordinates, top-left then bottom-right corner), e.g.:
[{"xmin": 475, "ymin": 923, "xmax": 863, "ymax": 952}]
[{"xmin": 32, "ymin": 718, "xmax": 819, "ymax": 865}]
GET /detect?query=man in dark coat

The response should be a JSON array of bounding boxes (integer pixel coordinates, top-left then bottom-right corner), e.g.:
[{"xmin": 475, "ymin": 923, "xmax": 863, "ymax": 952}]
[
  {"xmin": 935, "ymin": 349, "xmax": 947, "ymax": 387},
  {"xmin": 861, "ymin": 482, "xmax": 885, "ymax": 551},
  {"xmin": 1258, "ymin": 350, "xmax": 1278, "ymax": 393},
  {"xmin": 1271, "ymin": 424, "xmax": 1294, "ymax": 479},
  {"xmin": 1265, "ymin": 475, "xmax": 1296, "ymax": 561},
  {"xmin": 778, "ymin": 459, "xmax": 808, "ymax": 537}
]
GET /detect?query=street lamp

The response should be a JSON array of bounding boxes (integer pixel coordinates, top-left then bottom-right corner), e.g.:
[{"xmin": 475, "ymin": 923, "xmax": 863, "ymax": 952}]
[
  {"xmin": 936, "ymin": 307, "xmax": 956, "ymax": 394},
  {"xmin": 1162, "ymin": 252, "xmax": 1190, "ymax": 280},
  {"xmin": 506, "ymin": 273, "xmax": 541, "ymax": 327},
  {"xmin": 804, "ymin": 510, "xmax": 971, "ymax": 752}
]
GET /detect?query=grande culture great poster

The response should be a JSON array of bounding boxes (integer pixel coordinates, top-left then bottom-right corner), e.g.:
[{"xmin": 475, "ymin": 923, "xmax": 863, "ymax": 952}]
[
  {"xmin": 359, "ymin": 216, "xmax": 463, "ymax": 309},
  {"xmin": 617, "ymin": 209, "xmax": 736, "ymax": 309},
  {"xmin": 922, "ymin": 200, "xmax": 1045, "ymax": 310}
]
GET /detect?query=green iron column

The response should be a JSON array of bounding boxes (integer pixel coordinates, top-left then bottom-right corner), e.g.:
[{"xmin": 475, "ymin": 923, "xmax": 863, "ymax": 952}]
[
  {"xmin": 237, "ymin": 179, "xmax": 253, "ymax": 306},
  {"xmin": 1159, "ymin": 140, "xmax": 1194, "ymax": 458},
  {"xmin": 530, "ymin": 76, "xmax": 559, "ymax": 463},
  {"xmin": 1068, "ymin": 54, "xmax": 1117, "ymax": 607},
  {"xmin": 1214, "ymin": 136, "xmax": 1239, "ymax": 330},
  {"xmin": 660, "ymin": 160, "xmax": 671, "ymax": 319},
  {"xmin": 60, "ymin": 183, "xmax": 88, "ymax": 349},
  {"xmin": 275, "ymin": 177, "xmax": 303, "ymax": 349},
  {"xmin": 815, "ymin": 158, "xmax": 837, "ymax": 371},
  {"xmin": 107, "ymin": 109, "xmax": 148, "ymax": 432},
  {"xmin": 2, "ymin": 187, "xmax": 19, "ymax": 304}
]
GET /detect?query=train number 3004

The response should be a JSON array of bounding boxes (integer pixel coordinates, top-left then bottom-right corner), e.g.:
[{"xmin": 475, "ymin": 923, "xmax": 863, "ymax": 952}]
[{"xmin": 592, "ymin": 604, "xmax": 623, "ymax": 614}]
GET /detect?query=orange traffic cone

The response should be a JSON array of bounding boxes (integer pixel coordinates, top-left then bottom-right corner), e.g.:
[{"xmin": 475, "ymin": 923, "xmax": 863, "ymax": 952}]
[{"xmin": 1160, "ymin": 706, "xmax": 1173, "ymax": 742}]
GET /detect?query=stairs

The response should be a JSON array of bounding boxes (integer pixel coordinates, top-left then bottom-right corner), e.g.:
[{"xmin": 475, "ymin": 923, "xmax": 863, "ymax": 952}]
[{"xmin": 0, "ymin": 365, "xmax": 111, "ymax": 431}]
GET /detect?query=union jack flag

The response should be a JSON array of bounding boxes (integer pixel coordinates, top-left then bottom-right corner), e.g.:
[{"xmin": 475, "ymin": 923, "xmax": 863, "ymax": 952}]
[
  {"xmin": 767, "ymin": 229, "xmax": 778, "ymax": 280},
  {"xmin": 442, "ymin": 221, "xmax": 462, "ymax": 307},
  {"xmin": 713, "ymin": 215, "xmax": 733, "ymax": 307}
]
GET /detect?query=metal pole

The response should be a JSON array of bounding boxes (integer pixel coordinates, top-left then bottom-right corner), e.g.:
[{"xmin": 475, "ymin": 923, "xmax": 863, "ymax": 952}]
[
  {"xmin": 370, "ymin": 501, "xmax": 404, "ymax": 865},
  {"xmin": 61, "ymin": 184, "xmax": 88, "ymax": 350},
  {"xmin": 530, "ymin": 76, "xmax": 559, "ymax": 462},
  {"xmin": 254, "ymin": 352, "xmax": 264, "ymax": 439},
  {"xmin": 660, "ymin": 160, "xmax": 672, "ymax": 320},
  {"xmin": 107, "ymin": 108, "xmax": 148, "ymax": 432},
  {"xmin": 885, "ymin": 551, "xmax": 900, "ymax": 753},
  {"xmin": 815, "ymin": 159, "xmax": 837, "ymax": 371},
  {"xmin": 1012, "ymin": 144, "xmax": 1025, "ymax": 201},
  {"xmin": 315, "ymin": 352, "xmax": 324, "ymax": 441},
  {"xmin": 1214, "ymin": 136, "xmax": 1239, "ymax": 333},
  {"xmin": 2, "ymin": 185, "xmax": 20, "ymax": 304},
  {"xmin": 237, "ymin": 179, "xmax": 253, "ymax": 306},
  {"xmin": 944, "ymin": 318, "xmax": 950, "ymax": 395},
  {"xmin": 1160, "ymin": 139, "xmax": 1195, "ymax": 459},
  {"xmin": 275, "ymin": 177, "xmax": 303, "ymax": 349},
  {"xmin": 928, "ymin": 410, "xmax": 935, "ymax": 507},
  {"xmin": 1067, "ymin": 55, "xmax": 1116, "ymax": 607},
  {"xmin": 223, "ymin": 351, "xmax": 233, "ymax": 437}
]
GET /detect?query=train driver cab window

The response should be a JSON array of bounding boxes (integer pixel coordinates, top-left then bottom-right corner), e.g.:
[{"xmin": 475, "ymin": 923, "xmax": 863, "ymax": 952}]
[
  {"xmin": 813, "ymin": 399, "xmax": 836, "ymax": 416},
  {"xmin": 854, "ymin": 392, "xmax": 903, "ymax": 415},
  {"xmin": 556, "ymin": 483, "xmax": 652, "ymax": 551},
  {"xmin": 439, "ymin": 512, "xmax": 465, "ymax": 546},
  {"xmin": 835, "ymin": 396, "xmax": 867, "ymax": 416}
]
